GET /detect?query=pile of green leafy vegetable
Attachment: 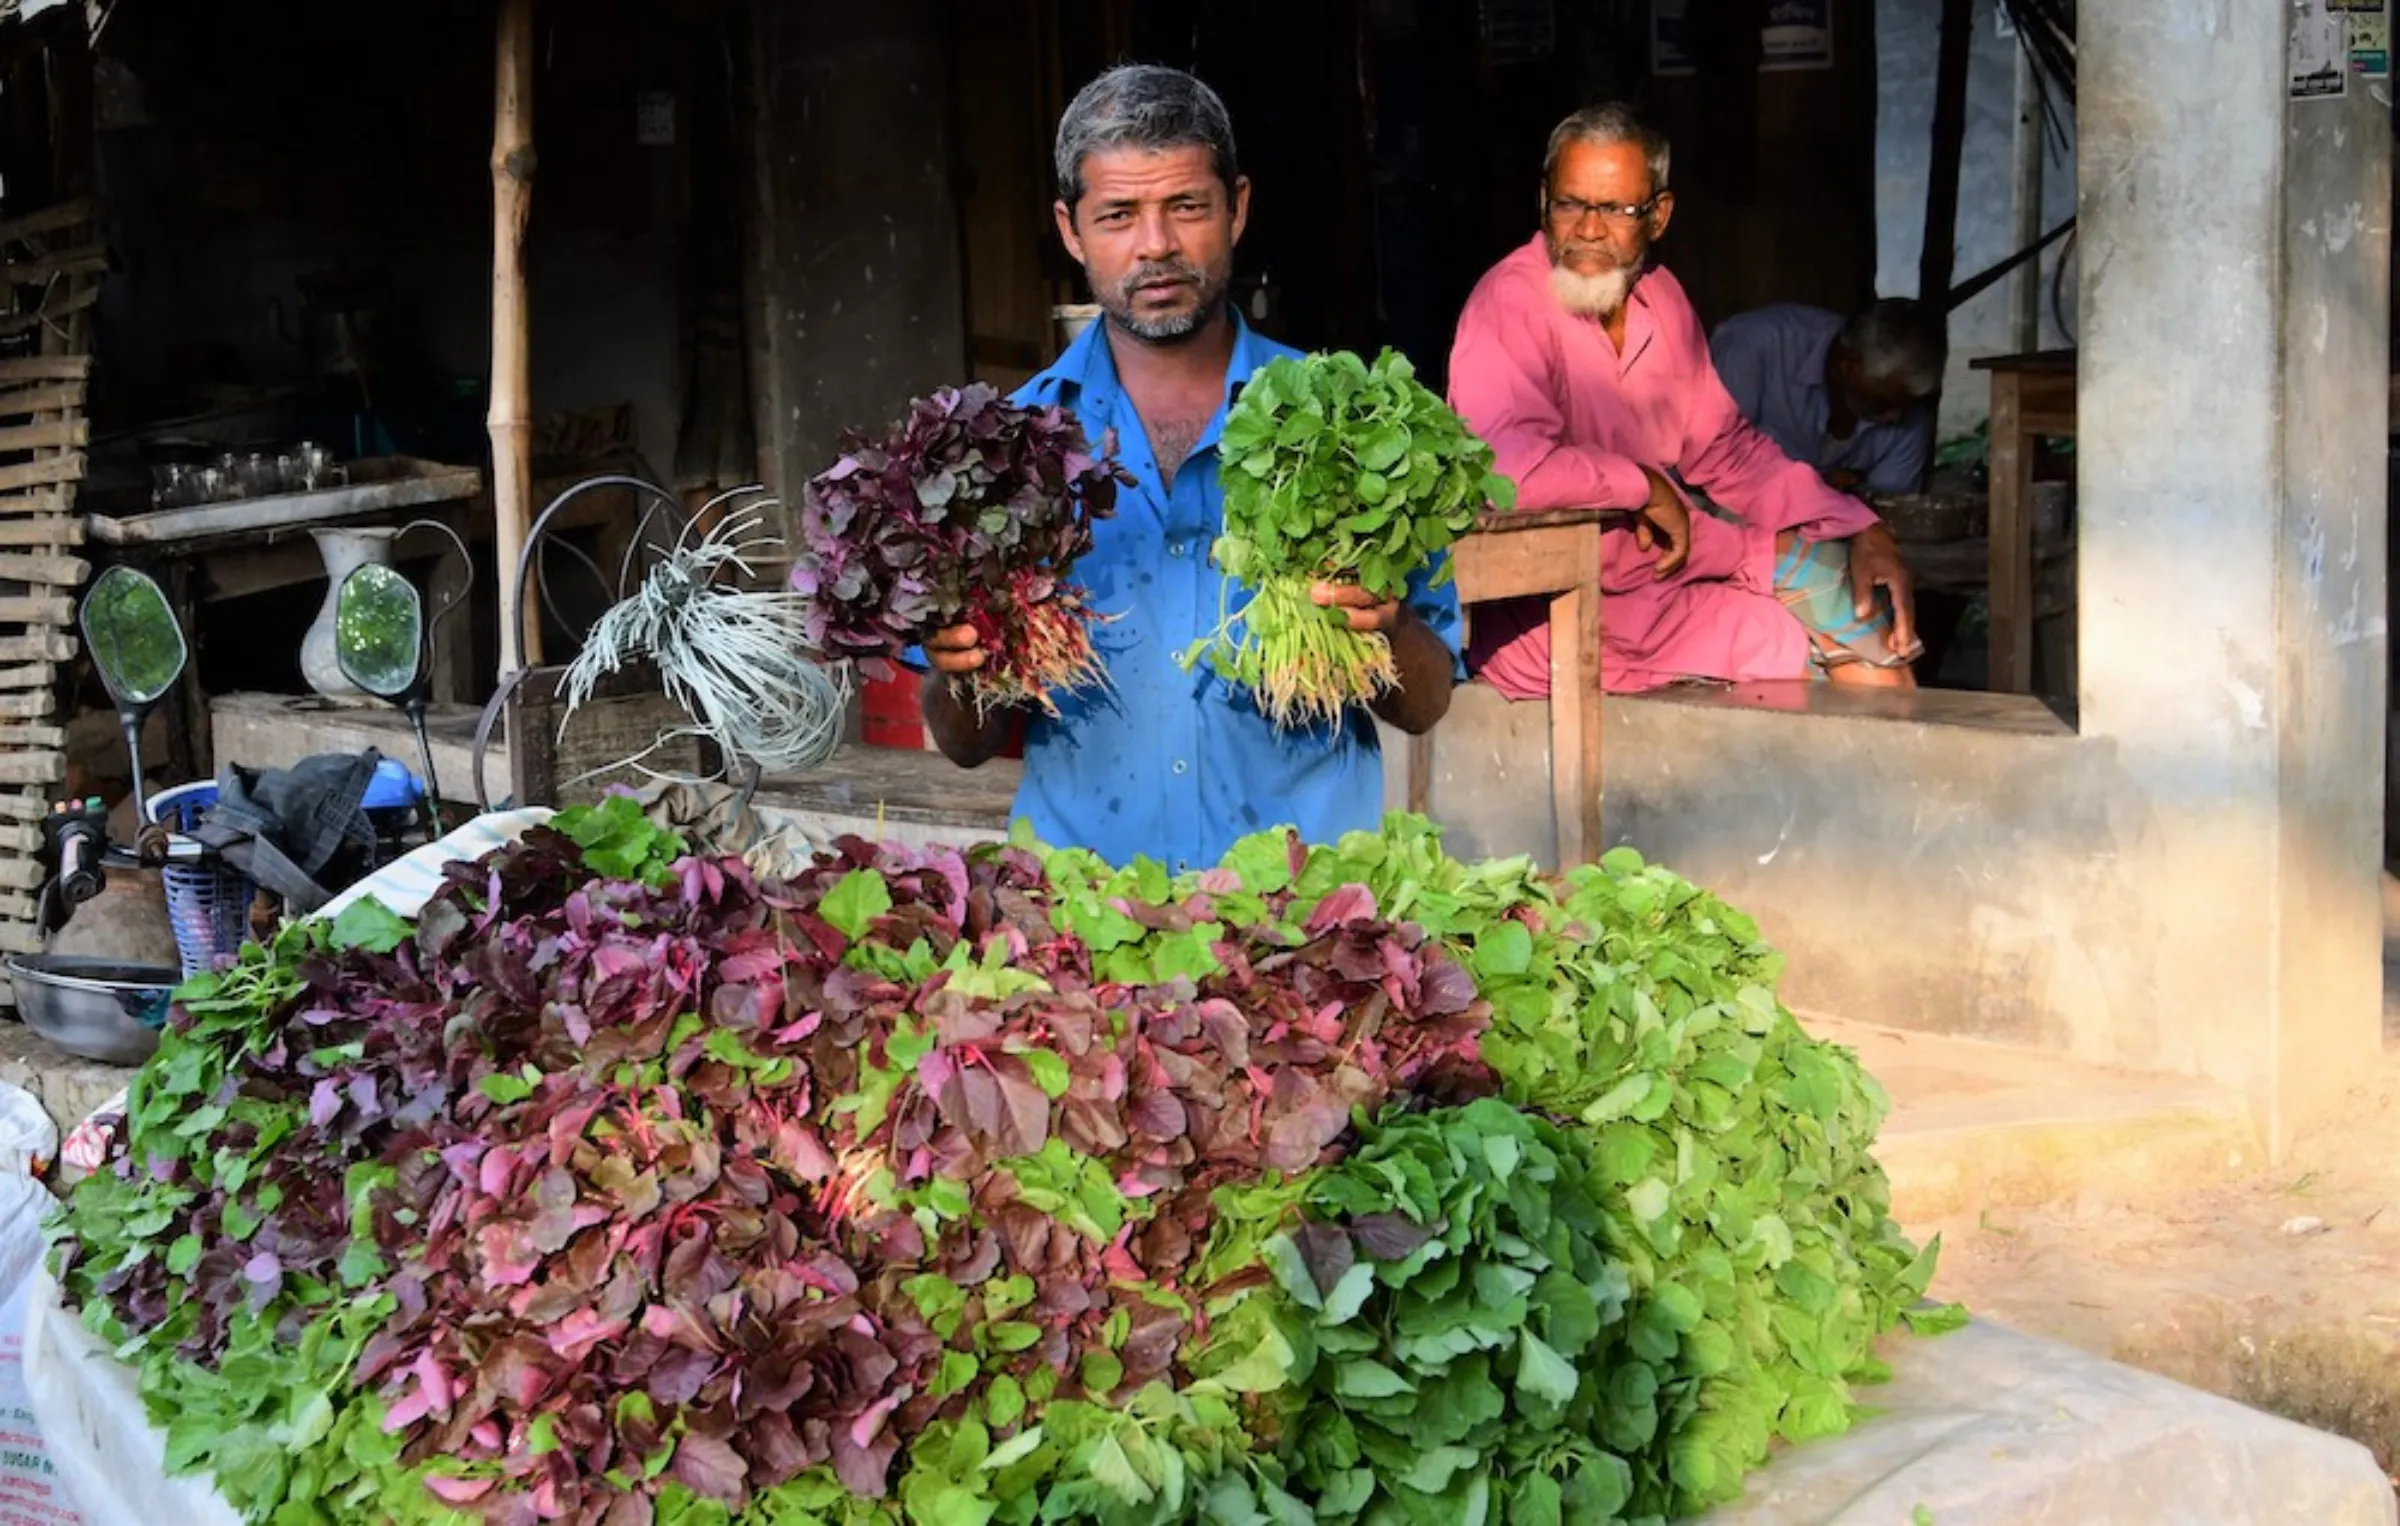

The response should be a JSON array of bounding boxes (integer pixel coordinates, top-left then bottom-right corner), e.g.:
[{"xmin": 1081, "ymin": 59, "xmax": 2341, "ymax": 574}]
[
  {"xmin": 1189, "ymin": 348, "xmax": 1514, "ymax": 729},
  {"xmin": 51, "ymin": 800, "xmax": 1955, "ymax": 1526}
]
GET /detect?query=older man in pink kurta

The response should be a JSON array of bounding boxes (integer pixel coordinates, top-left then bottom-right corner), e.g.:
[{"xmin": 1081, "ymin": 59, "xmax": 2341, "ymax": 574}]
[{"xmin": 1448, "ymin": 104, "xmax": 1909, "ymax": 697}]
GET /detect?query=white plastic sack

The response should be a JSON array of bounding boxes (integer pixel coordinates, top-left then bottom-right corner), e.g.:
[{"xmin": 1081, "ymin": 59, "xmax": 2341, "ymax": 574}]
[
  {"xmin": 1690, "ymin": 1320, "xmax": 2396, "ymax": 1526},
  {"xmin": 0, "ymin": 1175, "xmax": 85, "ymax": 1525},
  {"xmin": 0, "ymin": 1088, "xmax": 55, "ymax": 1182},
  {"xmin": 28, "ymin": 810, "xmax": 548, "ymax": 1526},
  {"xmin": 21, "ymin": 1268, "xmax": 224, "ymax": 1526}
]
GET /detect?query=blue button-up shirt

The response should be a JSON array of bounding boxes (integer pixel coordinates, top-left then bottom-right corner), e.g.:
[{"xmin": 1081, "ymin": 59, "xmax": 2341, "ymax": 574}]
[
  {"xmin": 919, "ymin": 317, "xmax": 1463, "ymax": 872},
  {"xmin": 1708, "ymin": 304, "xmax": 1933, "ymax": 496}
]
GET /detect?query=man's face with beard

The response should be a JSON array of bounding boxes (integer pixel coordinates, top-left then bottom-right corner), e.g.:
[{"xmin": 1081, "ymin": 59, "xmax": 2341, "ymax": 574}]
[
  {"xmin": 1541, "ymin": 139, "xmax": 1674, "ymax": 322},
  {"xmin": 1056, "ymin": 145, "xmax": 1249, "ymax": 344}
]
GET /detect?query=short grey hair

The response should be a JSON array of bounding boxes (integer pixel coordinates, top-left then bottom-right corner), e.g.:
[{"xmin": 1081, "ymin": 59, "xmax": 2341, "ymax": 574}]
[
  {"xmin": 1054, "ymin": 65, "xmax": 1240, "ymax": 211},
  {"xmin": 1840, "ymin": 299, "xmax": 1948, "ymax": 397},
  {"xmin": 1543, "ymin": 103, "xmax": 1670, "ymax": 193}
]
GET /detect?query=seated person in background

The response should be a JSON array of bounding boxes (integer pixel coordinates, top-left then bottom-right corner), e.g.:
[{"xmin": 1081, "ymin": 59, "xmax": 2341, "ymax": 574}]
[
  {"xmin": 1710, "ymin": 297, "xmax": 1943, "ymax": 496},
  {"xmin": 1448, "ymin": 102, "xmax": 1919, "ymax": 695}
]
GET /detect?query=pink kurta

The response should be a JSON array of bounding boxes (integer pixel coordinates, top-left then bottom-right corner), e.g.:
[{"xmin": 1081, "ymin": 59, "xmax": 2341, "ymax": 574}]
[{"xmin": 1448, "ymin": 236, "xmax": 1882, "ymax": 696}]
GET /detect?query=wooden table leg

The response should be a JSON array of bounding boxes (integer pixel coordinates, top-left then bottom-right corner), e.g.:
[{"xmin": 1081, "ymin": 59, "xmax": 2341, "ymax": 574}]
[
  {"xmin": 1987, "ymin": 370, "xmax": 2036, "ymax": 694},
  {"xmin": 1547, "ymin": 563, "xmax": 1603, "ymax": 866}
]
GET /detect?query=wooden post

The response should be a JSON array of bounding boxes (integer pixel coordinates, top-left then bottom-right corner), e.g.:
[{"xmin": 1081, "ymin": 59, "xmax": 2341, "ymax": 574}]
[
  {"xmin": 2008, "ymin": 39, "xmax": 2044, "ymax": 351},
  {"xmin": 490, "ymin": 0, "xmax": 540, "ymax": 675},
  {"xmin": 1918, "ymin": 0, "xmax": 1975, "ymax": 311}
]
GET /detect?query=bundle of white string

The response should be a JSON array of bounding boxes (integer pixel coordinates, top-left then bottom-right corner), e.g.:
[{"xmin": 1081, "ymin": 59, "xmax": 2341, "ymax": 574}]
[{"xmin": 562, "ymin": 505, "xmax": 849, "ymax": 781}]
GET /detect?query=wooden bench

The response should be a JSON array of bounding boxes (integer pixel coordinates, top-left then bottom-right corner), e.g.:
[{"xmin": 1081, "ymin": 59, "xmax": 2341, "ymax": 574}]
[{"xmin": 1408, "ymin": 507, "xmax": 1608, "ymax": 867}]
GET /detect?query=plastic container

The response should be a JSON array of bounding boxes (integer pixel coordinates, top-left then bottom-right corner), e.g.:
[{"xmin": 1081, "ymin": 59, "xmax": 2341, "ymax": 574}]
[
  {"xmin": 860, "ymin": 668, "xmax": 930, "ymax": 750},
  {"xmin": 360, "ymin": 758, "xmax": 430, "ymax": 863},
  {"xmin": 144, "ymin": 782, "xmax": 256, "ymax": 979},
  {"xmin": 861, "ymin": 667, "xmax": 1025, "ymax": 759}
]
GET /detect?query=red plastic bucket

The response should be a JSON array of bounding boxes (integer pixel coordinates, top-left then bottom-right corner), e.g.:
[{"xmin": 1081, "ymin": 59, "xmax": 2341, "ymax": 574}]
[
  {"xmin": 861, "ymin": 668, "xmax": 928, "ymax": 750},
  {"xmin": 859, "ymin": 668, "xmax": 1024, "ymax": 759}
]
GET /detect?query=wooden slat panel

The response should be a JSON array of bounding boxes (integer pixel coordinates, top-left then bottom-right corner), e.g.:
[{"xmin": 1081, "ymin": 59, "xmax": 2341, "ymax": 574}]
[
  {"xmin": 0, "ymin": 632, "xmax": 75, "ymax": 662},
  {"xmin": 0, "ymin": 596, "xmax": 73, "ymax": 625},
  {"xmin": 0, "ymin": 791, "xmax": 52, "ymax": 822},
  {"xmin": 0, "ymin": 196, "xmax": 98, "ymax": 245},
  {"xmin": 0, "ymin": 383, "xmax": 84, "ymax": 419},
  {"xmin": 0, "ymin": 419, "xmax": 87, "ymax": 453},
  {"xmin": 0, "ymin": 250, "xmax": 108, "ymax": 284},
  {"xmin": 0, "ymin": 454, "xmax": 83, "ymax": 494},
  {"xmin": 0, "ymin": 553, "xmax": 86, "ymax": 585},
  {"xmin": 0, "ymin": 664, "xmax": 54, "ymax": 692},
  {"xmin": 0, "ymin": 356, "xmax": 90, "ymax": 383},
  {"xmin": 0, "ymin": 689, "xmax": 54, "ymax": 719},
  {"xmin": 0, "ymin": 724, "xmax": 67, "ymax": 749},
  {"xmin": 0, "ymin": 283, "xmax": 100, "ymax": 338},
  {"xmin": 0, "ymin": 751, "xmax": 63, "ymax": 785},
  {"xmin": 0, "ymin": 511, "xmax": 82, "ymax": 543}
]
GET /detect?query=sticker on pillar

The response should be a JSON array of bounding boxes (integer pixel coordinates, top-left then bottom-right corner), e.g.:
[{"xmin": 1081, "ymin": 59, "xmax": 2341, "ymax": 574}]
[
  {"xmin": 1650, "ymin": 0, "xmax": 1695, "ymax": 77},
  {"xmin": 1760, "ymin": 0, "xmax": 1833, "ymax": 72},
  {"xmin": 2291, "ymin": 0, "xmax": 2350, "ymax": 98},
  {"xmin": 2348, "ymin": 6, "xmax": 2390, "ymax": 76}
]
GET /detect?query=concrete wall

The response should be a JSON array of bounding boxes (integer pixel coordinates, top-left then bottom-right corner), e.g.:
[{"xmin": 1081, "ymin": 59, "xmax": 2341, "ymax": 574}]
[
  {"xmin": 1876, "ymin": 0, "xmax": 2078, "ymax": 434},
  {"xmin": 742, "ymin": 0, "xmax": 969, "ymax": 535}
]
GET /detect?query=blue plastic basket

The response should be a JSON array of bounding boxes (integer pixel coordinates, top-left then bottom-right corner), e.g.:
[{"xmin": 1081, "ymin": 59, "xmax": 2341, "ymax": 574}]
[{"xmin": 146, "ymin": 782, "xmax": 257, "ymax": 980}]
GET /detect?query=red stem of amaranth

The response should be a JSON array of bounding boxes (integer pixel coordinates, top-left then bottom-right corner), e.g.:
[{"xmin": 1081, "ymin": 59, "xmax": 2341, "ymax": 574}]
[{"xmin": 959, "ymin": 568, "xmax": 1107, "ymax": 719}]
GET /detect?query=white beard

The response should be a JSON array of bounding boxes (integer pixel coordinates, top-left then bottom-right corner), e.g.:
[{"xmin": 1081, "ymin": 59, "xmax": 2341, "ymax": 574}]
[{"xmin": 1548, "ymin": 262, "xmax": 1636, "ymax": 321}]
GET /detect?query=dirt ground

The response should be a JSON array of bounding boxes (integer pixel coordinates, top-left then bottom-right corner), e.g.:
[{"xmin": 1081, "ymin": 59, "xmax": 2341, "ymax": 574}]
[{"xmin": 1924, "ymin": 998, "xmax": 2400, "ymax": 1483}]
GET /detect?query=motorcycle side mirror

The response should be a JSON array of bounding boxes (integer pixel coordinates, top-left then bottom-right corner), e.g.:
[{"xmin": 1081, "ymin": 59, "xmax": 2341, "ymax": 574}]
[
  {"xmin": 333, "ymin": 563, "xmax": 423, "ymax": 700},
  {"xmin": 333, "ymin": 564, "xmax": 445, "ymax": 824},
  {"xmin": 79, "ymin": 567, "xmax": 187, "ymax": 824}
]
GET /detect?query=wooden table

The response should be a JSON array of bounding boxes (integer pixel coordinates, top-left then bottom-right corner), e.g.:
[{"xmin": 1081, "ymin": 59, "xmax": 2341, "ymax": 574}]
[
  {"xmin": 1415, "ymin": 506, "xmax": 1608, "ymax": 867},
  {"xmin": 1976, "ymin": 352, "xmax": 2400, "ymax": 694},
  {"xmin": 1969, "ymin": 351, "xmax": 2074, "ymax": 695}
]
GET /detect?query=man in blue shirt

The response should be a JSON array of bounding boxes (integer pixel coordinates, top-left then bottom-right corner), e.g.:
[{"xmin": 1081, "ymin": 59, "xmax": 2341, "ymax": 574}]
[
  {"xmin": 917, "ymin": 65, "xmax": 1462, "ymax": 873},
  {"xmin": 1708, "ymin": 299, "xmax": 1944, "ymax": 496}
]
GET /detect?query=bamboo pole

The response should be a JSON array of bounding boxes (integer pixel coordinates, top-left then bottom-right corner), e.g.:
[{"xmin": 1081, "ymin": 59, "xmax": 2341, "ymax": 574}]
[{"xmin": 490, "ymin": 0, "xmax": 540, "ymax": 673}]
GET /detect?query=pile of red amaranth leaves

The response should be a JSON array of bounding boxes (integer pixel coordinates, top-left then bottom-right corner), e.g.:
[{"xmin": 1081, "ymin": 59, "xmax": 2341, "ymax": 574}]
[
  {"xmin": 72, "ymin": 818, "xmax": 1490, "ymax": 1523},
  {"xmin": 793, "ymin": 384, "xmax": 1131, "ymax": 718}
]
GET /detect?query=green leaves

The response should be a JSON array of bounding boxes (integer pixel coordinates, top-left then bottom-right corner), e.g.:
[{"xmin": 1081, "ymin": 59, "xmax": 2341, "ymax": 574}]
[
  {"xmin": 1232, "ymin": 1101, "xmax": 1646, "ymax": 1525},
  {"xmin": 553, "ymin": 794, "xmax": 687, "ymax": 883},
  {"xmin": 1196, "ymin": 348, "xmax": 1517, "ymax": 729},
  {"xmin": 328, "ymin": 897, "xmax": 411, "ymax": 954},
  {"xmin": 818, "ymin": 867, "xmax": 894, "ymax": 941}
]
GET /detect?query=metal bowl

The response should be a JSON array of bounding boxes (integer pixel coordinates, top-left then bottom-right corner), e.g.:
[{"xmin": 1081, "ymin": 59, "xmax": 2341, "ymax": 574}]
[{"xmin": 7, "ymin": 954, "xmax": 177, "ymax": 1066}]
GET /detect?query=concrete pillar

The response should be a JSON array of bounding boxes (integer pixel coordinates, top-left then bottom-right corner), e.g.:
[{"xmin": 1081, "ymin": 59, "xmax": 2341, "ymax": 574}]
[
  {"xmin": 741, "ymin": 0, "xmax": 967, "ymax": 543},
  {"xmin": 2079, "ymin": 4, "xmax": 2389, "ymax": 1144}
]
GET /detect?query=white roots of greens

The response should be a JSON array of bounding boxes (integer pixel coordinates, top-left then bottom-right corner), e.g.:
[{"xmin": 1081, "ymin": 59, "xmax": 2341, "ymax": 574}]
[
  {"xmin": 561, "ymin": 504, "xmax": 851, "ymax": 786},
  {"xmin": 1183, "ymin": 573, "xmax": 1398, "ymax": 732}
]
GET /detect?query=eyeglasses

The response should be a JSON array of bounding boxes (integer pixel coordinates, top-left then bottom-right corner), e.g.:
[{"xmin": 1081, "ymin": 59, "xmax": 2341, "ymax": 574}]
[{"xmin": 1545, "ymin": 194, "xmax": 1662, "ymax": 230}]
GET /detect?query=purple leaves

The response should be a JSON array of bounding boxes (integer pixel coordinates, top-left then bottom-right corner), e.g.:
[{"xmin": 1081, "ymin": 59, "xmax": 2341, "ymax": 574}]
[
  {"xmin": 69, "ymin": 809, "xmax": 1509, "ymax": 1526},
  {"xmin": 792, "ymin": 386, "xmax": 1130, "ymax": 712}
]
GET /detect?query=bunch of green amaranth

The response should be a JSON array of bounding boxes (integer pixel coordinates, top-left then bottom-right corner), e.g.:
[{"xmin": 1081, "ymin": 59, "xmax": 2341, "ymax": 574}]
[{"xmin": 1190, "ymin": 349, "xmax": 1515, "ymax": 730}]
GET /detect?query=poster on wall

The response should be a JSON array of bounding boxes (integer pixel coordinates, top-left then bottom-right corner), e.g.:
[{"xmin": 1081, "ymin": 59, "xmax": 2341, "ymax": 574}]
[
  {"xmin": 1651, "ymin": 0, "xmax": 1831, "ymax": 76},
  {"xmin": 2291, "ymin": 0, "xmax": 2350, "ymax": 97},
  {"xmin": 2347, "ymin": 3, "xmax": 2391, "ymax": 74},
  {"xmin": 1651, "ymin": 0, "xmax": 1695, "ymax": 77},
  {"xmin": 1761, "ymin": 0, "xmax": 1835, "ymax": 71}
]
